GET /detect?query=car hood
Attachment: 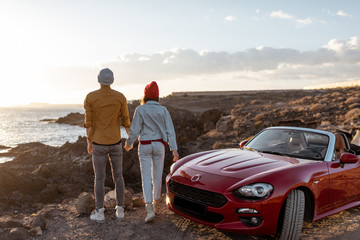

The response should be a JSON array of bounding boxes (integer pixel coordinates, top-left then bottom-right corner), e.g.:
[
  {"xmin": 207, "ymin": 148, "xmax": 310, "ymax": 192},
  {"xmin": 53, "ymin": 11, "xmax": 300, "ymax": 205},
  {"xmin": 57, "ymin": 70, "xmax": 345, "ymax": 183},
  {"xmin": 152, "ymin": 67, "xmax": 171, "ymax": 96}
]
[{"xmin": 181, "ymin": 149, "xmax": 309, "ymax": 180}]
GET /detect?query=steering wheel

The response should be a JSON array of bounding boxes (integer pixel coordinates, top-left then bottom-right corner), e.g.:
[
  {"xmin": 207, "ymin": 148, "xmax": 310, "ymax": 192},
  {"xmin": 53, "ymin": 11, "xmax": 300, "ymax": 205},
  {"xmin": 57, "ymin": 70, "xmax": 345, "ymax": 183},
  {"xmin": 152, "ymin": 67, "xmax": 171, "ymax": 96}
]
[{"xmin": 298, "ymin": 147, "xmax": 323, "ymax": 159}]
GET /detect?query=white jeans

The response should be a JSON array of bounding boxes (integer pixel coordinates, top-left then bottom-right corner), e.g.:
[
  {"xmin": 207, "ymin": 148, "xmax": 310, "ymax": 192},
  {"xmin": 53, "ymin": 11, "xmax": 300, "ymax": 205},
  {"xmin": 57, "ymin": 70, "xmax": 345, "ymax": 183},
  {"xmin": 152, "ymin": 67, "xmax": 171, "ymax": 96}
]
[{"xmin": 138, "ymin": 141, "xmax": 165, "ymax": 204}]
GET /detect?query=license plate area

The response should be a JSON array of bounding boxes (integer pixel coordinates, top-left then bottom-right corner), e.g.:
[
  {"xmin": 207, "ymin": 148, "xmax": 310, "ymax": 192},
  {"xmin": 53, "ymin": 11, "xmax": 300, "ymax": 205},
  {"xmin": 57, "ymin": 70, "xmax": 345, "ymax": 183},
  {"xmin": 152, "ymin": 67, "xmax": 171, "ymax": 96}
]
[{"xmin": 174, "ymin": 196, "xmax": 206, "ymax": 215}]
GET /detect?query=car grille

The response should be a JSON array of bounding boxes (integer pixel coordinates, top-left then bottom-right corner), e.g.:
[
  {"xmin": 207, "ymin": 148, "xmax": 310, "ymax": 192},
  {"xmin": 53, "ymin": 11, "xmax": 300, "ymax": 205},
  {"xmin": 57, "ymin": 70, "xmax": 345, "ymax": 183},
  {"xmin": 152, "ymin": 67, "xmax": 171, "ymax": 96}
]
[
  {"xmin": 172, "ymin": 195, "xmax": 224, "ymax": 223},
  {"xmin": 168, "ymin": 179, "xmax": 228, "ymax": 208}
]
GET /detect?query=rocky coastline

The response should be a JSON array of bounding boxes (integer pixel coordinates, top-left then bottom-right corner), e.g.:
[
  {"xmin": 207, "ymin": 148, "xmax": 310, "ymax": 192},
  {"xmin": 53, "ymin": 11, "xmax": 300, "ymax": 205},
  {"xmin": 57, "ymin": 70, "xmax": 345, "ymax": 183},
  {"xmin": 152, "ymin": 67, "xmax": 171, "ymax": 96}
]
[{"xmin": 1, "ymin": 87, "xmax": 360, "ymax": 239}]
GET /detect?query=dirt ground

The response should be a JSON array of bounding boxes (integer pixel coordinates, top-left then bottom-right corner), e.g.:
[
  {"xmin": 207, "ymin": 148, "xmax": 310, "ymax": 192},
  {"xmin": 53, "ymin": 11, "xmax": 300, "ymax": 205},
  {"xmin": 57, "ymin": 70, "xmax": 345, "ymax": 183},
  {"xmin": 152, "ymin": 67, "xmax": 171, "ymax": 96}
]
[{"xmin": 10, "ymin": 198, "xmax": 359, "ymax": 240}]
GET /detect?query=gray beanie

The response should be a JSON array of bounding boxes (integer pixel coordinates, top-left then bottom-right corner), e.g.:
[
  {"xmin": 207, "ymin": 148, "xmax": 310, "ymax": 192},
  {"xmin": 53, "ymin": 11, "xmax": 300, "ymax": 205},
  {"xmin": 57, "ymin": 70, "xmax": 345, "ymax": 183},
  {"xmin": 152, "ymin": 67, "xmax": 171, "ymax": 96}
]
[{"xmin": 98, "ymin": 68, "xmax": 114, "ymax": 85}]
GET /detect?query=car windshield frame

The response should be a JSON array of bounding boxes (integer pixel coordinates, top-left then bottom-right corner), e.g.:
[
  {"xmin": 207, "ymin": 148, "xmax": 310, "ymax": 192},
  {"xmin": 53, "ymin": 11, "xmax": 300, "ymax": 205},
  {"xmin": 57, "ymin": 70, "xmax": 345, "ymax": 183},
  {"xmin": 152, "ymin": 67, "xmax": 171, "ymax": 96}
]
[{"xmin": 244, "ymin": 127, "xmax": 334, "ymax": 161}]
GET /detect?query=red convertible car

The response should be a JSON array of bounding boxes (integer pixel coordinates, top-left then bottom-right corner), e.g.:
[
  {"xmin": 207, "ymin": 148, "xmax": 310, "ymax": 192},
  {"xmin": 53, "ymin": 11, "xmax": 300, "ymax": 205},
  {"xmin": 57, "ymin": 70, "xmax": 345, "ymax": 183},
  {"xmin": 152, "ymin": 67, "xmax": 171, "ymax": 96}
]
[{"xmin": 166, "ymin": 126, "xmax": 360, "ymax": 239}]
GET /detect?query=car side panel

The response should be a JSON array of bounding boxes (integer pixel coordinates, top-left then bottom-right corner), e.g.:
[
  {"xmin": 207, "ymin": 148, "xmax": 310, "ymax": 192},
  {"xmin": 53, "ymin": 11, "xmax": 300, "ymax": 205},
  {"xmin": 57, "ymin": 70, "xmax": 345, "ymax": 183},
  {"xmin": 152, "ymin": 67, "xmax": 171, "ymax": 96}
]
[{"xmin": 326, "ymin": 160, "xmax": 360, "ymax": 210}]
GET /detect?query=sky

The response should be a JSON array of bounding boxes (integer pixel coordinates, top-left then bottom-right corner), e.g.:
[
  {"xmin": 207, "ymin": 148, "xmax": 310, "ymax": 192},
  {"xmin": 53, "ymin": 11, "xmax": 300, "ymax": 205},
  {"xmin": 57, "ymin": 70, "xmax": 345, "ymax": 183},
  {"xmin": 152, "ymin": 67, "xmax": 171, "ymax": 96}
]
[{"xmin": 0, "ymin": 0, "xmax": 360, "ymax": 107}]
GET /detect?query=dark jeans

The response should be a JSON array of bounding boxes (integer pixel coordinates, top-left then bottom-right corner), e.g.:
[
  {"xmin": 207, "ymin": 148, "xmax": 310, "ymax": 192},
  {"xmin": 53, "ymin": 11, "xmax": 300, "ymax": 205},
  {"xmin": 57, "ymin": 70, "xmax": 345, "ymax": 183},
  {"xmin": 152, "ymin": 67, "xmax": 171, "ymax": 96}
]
[{"xmin": 92, "ymin": 143, "xmax": 125, "ymax": 209}]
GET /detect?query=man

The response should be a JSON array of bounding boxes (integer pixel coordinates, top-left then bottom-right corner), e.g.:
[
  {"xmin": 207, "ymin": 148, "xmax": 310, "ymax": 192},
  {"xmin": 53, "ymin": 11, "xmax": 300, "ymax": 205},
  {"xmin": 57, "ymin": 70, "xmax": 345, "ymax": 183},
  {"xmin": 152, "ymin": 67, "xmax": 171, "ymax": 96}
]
[{"xmin": 83, "ymin": 68, "xmax": 130, "ymax": 223}]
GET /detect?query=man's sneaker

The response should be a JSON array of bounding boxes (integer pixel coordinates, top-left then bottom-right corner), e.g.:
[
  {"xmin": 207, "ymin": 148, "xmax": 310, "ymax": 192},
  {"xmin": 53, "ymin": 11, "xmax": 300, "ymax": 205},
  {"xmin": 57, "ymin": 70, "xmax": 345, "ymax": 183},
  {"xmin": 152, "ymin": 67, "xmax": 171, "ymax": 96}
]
[
  {"xmin": 90, "ymin": 208, "xmax": 105, "ymax": 223},
  {"xmin": 115, "ymin": 205, "xmax": 124, "ymax": 220}
]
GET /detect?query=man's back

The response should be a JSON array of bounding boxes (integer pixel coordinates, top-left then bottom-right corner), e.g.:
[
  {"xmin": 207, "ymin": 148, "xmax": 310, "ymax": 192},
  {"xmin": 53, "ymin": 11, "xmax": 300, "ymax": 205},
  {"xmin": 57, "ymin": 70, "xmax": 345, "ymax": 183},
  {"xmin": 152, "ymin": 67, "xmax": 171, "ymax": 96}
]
[{"xmin": 84, "ymin": 85, "xmax": 130, "ymax": 145}]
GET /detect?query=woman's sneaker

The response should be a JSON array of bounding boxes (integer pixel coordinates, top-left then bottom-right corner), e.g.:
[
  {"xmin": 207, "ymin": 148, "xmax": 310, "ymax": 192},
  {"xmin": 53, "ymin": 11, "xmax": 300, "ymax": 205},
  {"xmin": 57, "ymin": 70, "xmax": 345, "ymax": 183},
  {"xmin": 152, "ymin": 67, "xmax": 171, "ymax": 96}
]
[
  {"xmin": 115, "ymin": 205, "xmax": 124, "ymax": 220},
  {"xmin": 145, "ymin": 203, "xmax": 155, "ymax": 223},
  {"xmin": 90, "ymin": 208, "xmax": 105, "ymax": 223}
]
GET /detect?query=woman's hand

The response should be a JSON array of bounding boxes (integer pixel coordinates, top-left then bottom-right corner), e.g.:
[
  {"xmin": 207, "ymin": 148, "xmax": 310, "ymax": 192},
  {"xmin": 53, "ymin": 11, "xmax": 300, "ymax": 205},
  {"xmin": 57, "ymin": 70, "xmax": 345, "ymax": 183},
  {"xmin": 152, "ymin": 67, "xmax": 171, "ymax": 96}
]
[{"xmin": 172, "ymin": 150, "xmax": 179, "ymax": 162}]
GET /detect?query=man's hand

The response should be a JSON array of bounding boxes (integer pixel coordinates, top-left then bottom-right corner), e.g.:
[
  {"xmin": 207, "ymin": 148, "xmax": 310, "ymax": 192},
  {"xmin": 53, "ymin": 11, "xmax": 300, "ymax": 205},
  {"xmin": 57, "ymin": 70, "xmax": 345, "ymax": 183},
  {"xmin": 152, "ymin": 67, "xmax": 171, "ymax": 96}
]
[
  {"xmin": 172, "ymin": 150, "xmax": 179, "ymax": 162},
  {"xmin": 124, "ymin": 144, "xmax": 133, "ymax": 151},
  {"xmin": 87, "ymin": 140, "xmax": 93, "ymax": 154},
  {"xmin": 86, "ymin": 127, "xmax": 93, "ymax": 154}
]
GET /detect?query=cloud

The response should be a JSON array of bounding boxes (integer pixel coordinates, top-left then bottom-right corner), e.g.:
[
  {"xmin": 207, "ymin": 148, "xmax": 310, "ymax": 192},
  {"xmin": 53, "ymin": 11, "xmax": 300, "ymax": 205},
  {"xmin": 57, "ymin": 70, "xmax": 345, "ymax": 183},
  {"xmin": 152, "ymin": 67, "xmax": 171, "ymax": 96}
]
[
  {"xmin": 296, "ymin": 18, "xmax": 312, "ymax": 27},
  {"xmin": 44, "ymin": 37, "xmax": 360, "ymax": 99},
  {"xmin": 269, "ymin": 10, "xmax": 313, "ymax": 28},
  {"xmin": 326, "ymin": 9, "xmax": 352, "ymax": 18},
  {"xmin": 269, "ymin": 10, "xmax": 316, "ymax": 28},
  {"xmin": 225, "ymin": 15, "xmax": 236, "ymax": 21},
  {"xmin": 270, "ymin": 10, "xmax": 293, "ymax": 19},
  {"xmin": 336, "ymin": 10, "xmax": 351, "ymax": 17},
  {"xmin": 323, "ymin": 37, "xmax": 360, "ymax": 53},
  {"xmin": 94, "ymin": 37, "xmax": 360, "ymax": 84}
]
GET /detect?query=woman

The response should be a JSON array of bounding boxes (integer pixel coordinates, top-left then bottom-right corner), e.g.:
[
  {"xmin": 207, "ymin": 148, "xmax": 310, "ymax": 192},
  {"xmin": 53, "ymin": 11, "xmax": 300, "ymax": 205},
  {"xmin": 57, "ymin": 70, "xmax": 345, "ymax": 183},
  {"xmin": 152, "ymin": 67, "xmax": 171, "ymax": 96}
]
[{"xmin": 124, "ymin": 81, "xmax": 179, "ymax": 222}]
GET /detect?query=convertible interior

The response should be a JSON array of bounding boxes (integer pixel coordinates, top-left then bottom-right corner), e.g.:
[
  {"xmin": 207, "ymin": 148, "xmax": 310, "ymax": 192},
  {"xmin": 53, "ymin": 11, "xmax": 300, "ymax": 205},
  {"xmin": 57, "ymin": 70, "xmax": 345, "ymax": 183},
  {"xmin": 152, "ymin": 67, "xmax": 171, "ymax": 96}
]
[{"xmin": 335, "ymin": 131, "xmax": 360, "ymax": 158}]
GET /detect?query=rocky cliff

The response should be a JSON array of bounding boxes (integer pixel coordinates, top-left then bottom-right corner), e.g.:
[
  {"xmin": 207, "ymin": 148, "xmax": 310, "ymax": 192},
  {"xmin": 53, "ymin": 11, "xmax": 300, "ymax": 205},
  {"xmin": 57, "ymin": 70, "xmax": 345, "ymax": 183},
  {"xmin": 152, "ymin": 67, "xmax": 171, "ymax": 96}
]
[{"xmin": 1, "ymin": 87, "xmax": 360, "ymax": 213}]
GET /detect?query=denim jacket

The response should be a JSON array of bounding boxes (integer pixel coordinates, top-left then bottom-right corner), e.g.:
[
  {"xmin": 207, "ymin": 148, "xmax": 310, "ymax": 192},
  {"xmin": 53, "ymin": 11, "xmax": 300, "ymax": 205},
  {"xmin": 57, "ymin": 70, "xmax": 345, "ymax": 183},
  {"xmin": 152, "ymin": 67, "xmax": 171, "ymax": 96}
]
[{"xmin": 126, "ymin": 101, "xmax": 178, "ymax": 151}]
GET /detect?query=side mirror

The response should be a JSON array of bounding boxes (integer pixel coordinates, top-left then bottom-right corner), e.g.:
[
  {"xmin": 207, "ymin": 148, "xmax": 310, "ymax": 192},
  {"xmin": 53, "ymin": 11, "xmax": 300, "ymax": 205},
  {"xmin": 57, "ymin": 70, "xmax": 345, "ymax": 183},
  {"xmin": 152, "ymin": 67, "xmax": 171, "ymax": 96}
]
[
  {"xmin": 239, "ymin": 140, "xmax": 248, "ymax": 149},
  {"xmin": 340, "ymin": 153, "xmax": 359, "ymax": 164}
]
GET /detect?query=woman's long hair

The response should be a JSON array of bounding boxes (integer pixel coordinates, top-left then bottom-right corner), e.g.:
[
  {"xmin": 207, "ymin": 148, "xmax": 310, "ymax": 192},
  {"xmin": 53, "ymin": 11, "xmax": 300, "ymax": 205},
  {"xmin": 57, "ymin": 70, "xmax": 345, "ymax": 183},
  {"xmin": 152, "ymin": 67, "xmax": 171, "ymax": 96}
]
[{"xmin": 141, "ymin": 96, "xmax": 159, "ymax": 105}]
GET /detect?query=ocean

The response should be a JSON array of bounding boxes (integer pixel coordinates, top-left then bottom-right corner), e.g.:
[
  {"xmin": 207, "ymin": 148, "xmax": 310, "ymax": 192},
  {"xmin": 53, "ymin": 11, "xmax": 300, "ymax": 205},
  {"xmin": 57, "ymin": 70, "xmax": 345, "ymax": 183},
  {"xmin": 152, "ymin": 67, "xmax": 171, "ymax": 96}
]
[{"xmin": 0, "ymin": 107, "xmax": 86, "ymax": 163}]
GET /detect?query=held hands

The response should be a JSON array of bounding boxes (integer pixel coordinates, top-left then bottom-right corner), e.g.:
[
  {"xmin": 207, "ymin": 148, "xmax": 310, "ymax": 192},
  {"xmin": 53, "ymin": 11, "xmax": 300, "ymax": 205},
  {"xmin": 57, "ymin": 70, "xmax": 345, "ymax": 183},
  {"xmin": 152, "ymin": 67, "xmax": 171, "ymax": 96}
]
[
  {"xmin": 172, "ymin": 150, "xmax": 179, "ymax": 162},
  {"xmin": 124, "ymin": 144, "xmax": 133, "ymax": 151}
]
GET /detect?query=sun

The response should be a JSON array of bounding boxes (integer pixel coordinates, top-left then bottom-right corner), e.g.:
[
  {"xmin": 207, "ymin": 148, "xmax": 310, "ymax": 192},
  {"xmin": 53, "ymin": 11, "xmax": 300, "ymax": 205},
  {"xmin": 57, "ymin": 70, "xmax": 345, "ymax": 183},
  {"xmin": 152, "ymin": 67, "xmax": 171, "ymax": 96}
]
[{"xmin": 0, "ymin": 49, "xmax": 48, "ymax": 107}]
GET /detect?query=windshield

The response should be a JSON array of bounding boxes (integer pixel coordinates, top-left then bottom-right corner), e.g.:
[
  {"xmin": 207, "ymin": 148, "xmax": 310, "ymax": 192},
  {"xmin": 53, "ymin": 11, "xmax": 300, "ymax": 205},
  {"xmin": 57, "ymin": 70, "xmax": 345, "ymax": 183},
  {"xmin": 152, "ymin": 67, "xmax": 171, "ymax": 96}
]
[{"xmin": 245, "ymin": 129, "xmax": 329, "ymax": 161}]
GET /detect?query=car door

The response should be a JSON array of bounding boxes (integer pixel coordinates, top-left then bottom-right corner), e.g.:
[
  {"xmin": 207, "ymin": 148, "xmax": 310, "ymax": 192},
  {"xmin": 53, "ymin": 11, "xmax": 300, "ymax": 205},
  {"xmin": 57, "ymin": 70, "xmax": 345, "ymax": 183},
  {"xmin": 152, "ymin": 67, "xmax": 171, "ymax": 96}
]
[{"xmin": 328, "ymin": 155, "xmax": 360, "ymax": 207}]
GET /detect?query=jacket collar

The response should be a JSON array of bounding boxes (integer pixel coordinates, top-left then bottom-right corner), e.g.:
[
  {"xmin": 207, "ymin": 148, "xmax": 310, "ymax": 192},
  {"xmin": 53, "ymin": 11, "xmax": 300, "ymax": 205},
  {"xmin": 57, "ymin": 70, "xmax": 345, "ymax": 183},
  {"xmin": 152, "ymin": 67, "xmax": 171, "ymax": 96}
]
[
  {"xmin": 145, "ymin": 101, "xmax": 160, "ymax": 105},
  {"xmin": 100, "ymin": 85, "xmax": 111, "ymax": 91}
]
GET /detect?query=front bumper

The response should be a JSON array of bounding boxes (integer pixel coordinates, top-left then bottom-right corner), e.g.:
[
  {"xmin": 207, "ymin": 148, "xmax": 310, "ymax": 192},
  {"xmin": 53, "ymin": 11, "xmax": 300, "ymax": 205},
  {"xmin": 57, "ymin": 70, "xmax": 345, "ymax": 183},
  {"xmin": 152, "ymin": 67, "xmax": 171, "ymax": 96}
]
[{"xmin": 166, "ymin": 176, "xmax": 282, "ymax": 236}]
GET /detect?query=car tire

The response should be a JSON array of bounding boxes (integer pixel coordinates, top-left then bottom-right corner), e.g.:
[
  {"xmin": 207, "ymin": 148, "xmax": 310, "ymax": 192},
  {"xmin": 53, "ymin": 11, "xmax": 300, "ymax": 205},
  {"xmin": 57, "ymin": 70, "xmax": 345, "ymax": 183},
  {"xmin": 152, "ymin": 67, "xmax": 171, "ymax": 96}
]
[{"xmin": 279, "ymin": 189, "xmax": 305, "ymax": 240}]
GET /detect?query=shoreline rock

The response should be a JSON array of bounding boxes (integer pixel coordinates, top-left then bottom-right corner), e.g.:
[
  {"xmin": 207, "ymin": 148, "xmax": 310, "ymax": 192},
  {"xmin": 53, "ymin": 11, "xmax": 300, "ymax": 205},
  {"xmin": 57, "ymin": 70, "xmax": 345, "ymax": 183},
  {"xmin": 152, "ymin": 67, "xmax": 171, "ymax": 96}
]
[{"xmin": 55, "ymin": 112, "xmax": 84, "ymax": 127}]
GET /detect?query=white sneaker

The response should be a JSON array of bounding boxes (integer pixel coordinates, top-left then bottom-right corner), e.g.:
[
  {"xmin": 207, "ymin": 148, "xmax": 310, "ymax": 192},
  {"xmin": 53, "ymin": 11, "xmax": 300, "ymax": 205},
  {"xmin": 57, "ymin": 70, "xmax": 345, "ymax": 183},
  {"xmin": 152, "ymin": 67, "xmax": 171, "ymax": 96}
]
[
  {"xmin": 115, "ymin": 205, "xmax": 124, "ymax": 220},
  {"xmin": 90, "ymin": 208, "xmax": 105, "ymax": 223},
  {"xmin": 145, "ymin": 203, "xmax": 155, "ymax": 223}
]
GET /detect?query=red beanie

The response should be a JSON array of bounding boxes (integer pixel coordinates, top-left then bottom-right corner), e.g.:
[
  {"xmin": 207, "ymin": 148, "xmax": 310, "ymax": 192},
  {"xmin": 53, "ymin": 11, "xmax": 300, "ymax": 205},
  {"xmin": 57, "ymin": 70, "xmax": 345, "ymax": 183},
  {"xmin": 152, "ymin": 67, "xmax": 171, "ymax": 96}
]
[{"xmin": 144, "ymin": 81, "xmax": 159, "ymax": 99}]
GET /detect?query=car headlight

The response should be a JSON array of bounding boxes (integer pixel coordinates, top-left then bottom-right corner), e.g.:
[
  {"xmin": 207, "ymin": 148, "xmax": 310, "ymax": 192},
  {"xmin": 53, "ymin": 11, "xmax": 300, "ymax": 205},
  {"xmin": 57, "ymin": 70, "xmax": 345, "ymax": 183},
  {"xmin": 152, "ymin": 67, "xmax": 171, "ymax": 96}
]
[
  {"xmin": 234, "ymin": 183, "xmax": 273, "ymax": 200},
  {"xmin": 169, "ymin": 163, "xmax": 175, "ymax": 174}
]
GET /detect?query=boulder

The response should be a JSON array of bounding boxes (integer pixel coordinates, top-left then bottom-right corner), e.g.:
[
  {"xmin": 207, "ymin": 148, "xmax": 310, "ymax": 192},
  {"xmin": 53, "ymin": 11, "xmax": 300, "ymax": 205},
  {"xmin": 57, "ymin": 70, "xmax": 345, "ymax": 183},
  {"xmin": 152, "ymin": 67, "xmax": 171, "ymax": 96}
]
[
  {"xmin": 2, "ymin": 227, "xmax": 28, "ymax": 240},
  {"xmin": 314, "ymin": 113, "xmax": 322, "ymax": 119},
  {"xmin": 254, "ymin": 112, "xmax": 266, "ymax": 121},
  {"xmin": 345, "ymin": 108, "xmax": 360, "ymax": 119},
  {"xmin": 216, "ymin": 116, "xmax": 233, "ymax": 132},
  {"xmin": 104, "ymin": 190, "xmax": 116, "ymax": 208},
  {"xmin": 349, "ymin": 103, "xmax": 360, "ymax": 109},
  {"xmin": 0, "ymin": 219, "xmax": 24, "ymax": 228},
  {"xmin": 104, "ymin": 189, "xmax": 133, "ymax": 208},
  {"xmin": 28, "ymin": 214, "xmax": 47, "ymax": 230},
  {"xmin": 203, "ymin": 120, "xmax": 215, "ymax": 132},
  {"xmin": 345, "ymin": 97, "xmax": 360, "ymax": 105},
  {"xmin": 310, "ymin": 103, "xmax": 324, "ymax": 111},
  {"xmin": 196, "ymin": 109, "xmax": 223, "ymax": 131},
  {"xmin": 29, "ymin": 226, "xmax": 42, "ymax": 236},
  {"xmin": 131, "ymin": 196, "xmax": 144, "ymax": 208},
  {"xmin": 124, "ymin": 189, "xmax": 133, "ymax": 208},
  {"xmin": 75, "ymin": 192, "xmax": 95, "ymax": 215}
]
